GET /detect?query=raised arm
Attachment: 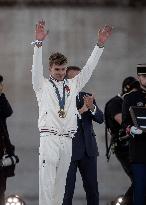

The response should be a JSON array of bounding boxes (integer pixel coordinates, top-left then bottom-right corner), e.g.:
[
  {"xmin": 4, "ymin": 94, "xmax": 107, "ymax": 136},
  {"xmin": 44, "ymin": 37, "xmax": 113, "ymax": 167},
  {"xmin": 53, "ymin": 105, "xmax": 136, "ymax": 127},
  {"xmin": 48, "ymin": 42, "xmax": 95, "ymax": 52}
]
[
  {"xmin": 73, "ymin": 25, "xmax": 113, "ymax": 92},
  {"xmin": 32, "ymin": 20, "xmax": 48, "ymax": 93}
]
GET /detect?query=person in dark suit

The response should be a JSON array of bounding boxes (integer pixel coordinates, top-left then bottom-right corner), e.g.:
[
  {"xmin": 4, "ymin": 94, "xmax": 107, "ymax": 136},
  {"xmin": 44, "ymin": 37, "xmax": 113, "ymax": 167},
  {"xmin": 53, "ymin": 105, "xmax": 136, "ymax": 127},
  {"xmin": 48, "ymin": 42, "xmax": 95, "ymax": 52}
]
[{"xmin": 62, "ymin": 66, "xmax": 103, "ymax": 205}]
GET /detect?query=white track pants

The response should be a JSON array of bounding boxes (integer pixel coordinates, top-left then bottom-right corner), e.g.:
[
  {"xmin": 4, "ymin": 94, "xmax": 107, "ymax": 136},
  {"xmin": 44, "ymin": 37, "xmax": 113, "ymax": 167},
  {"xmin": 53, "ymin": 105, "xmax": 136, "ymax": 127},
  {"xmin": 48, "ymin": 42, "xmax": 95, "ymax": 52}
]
[{"xmin": 39, "ymin": 133, "xmax": 72, "ymax": 205}]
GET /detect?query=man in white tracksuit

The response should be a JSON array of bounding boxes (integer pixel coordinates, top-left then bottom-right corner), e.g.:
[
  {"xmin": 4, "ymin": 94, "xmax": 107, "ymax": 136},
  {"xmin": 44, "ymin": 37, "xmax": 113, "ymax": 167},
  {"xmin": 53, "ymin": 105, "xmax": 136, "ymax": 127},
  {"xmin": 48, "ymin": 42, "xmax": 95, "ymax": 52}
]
[{"xmin": 32, "ymin": 20, "xmax": 112, "ymax": 205}]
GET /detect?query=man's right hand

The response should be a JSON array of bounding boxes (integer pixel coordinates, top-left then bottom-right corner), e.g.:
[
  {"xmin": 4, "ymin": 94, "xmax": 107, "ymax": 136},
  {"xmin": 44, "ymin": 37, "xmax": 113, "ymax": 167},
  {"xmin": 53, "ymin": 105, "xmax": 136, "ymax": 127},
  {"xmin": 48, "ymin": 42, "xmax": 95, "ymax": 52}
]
[
  {"xmin": 130, "ymin": 126, "xmax": 143, "ymax": 137},
  {"xmin": 35, "ymin": 20, "xmax": 49, "ymax": 42}
]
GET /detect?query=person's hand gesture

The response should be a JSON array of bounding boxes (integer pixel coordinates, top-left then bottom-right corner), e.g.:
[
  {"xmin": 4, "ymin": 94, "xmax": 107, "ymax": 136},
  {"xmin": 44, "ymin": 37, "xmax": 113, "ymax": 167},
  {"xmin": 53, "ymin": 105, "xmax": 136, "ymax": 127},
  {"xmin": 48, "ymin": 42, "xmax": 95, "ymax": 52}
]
[
  {"xmin": 84, "ymin": 94, "xmax": 95, "ymax": 111},
  {"xmin": 78, "ymin": 94, "xmax": 95, "ymax": 114},
  {"xmin": 35, "ymin": 20, "xmax": 49, "ymax": 41},
  {"xmin": 97, "ymin": 25, "xmax": 113, "ymax": 47},
  {"xmin": 78, "ymin": 102, "xmax": 88, "ymax": 115}
]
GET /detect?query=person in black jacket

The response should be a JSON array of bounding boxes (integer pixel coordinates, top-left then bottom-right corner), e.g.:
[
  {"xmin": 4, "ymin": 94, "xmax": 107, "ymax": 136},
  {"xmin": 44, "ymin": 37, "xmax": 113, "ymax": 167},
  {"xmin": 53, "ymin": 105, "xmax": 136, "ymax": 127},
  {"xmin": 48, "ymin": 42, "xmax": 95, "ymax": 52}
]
[
  {"xmin": 122, "ymin": 64, "xmax": 146, "ymax": 205},
  {"xmin": 62, "ymin": 66, "xmax": 103, "ymax": 205},
  {"xmin": 104, "ymin": 76, "xmax": 140, "ymax": 205},
  {"xmin": 0, "ymin": 75, "xmax": 16, "ymax": 205}
]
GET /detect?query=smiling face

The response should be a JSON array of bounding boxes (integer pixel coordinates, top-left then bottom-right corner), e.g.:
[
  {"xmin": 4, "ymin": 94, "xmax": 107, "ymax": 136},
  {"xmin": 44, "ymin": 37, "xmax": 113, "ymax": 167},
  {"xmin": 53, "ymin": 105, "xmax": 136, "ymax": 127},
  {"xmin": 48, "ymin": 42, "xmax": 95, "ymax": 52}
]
[
  {"xmin": 49, "ymin": 52, "xmax": 68, "ymax": 81},
  {"xmin": 49, "ymin": 63, "xmax": 67, "ymax": 81}
]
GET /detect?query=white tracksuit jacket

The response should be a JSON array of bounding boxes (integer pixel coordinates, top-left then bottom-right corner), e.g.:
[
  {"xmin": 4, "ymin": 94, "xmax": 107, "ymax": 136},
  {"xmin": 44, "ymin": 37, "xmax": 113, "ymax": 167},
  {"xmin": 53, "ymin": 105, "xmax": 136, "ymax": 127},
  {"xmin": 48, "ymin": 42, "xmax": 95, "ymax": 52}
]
[{"xmin": 32, "ymin": 45, "xmax": 104, "ymax": 135}]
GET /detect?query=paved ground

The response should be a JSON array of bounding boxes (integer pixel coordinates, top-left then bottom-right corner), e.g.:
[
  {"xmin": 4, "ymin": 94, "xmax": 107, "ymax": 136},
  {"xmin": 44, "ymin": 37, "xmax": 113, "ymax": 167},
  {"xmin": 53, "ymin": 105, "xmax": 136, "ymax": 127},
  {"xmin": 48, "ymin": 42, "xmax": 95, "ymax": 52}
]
[{"xmin": 1, "ymin": 5, "xmax": 146, "ymax": 205}]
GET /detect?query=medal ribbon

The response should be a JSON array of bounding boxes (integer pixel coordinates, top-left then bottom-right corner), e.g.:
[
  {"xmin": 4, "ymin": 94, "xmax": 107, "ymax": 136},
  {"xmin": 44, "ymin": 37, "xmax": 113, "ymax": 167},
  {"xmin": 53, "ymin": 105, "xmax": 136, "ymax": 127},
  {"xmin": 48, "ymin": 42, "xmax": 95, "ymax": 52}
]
[{"xmin": 49, "ymin": 78, "xmax": 66, "ymax": 111}]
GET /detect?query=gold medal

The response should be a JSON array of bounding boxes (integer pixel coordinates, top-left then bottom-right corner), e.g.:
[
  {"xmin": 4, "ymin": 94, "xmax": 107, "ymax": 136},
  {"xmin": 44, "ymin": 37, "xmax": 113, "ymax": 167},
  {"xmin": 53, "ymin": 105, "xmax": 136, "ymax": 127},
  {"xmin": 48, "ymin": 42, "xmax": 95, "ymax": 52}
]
[
  {"xmin": 49, "ymin": 78, "xmax": 66, "ymax": 118},
  {"xmin": 58, "ymin": 109, "xmax": 66, "ymax": 118}
]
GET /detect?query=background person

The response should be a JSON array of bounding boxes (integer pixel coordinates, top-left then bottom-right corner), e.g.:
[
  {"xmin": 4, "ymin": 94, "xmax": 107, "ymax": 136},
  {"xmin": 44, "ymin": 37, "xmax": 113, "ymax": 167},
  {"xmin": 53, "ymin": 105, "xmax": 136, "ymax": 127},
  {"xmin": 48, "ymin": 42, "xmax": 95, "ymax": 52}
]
[{"xmin": 63, "ymin": 66, "xmax": 103, "ymax": 205}]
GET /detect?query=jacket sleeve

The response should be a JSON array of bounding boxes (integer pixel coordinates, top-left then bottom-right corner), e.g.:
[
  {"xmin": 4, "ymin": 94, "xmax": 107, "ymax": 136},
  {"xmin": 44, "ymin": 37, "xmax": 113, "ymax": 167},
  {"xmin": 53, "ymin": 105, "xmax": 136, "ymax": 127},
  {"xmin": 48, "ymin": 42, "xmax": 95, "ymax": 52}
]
[
  {"xmin": 122, "ymin": 95, "xmax": 133, "ymax": 129},
  {"xmin": 81, "ymin": 104, "xmax": 103, "ymax": 124},
  {"xmin": 72, "ymin": 45, "xmax": 104, "ymax": 92},
  {"xmin": 0, "ymin": 93, "xmax": 13, "ymax": 118},
  {"xmin": 32, "ymin": 46, "xmax": 44, "ymax": 93},
  {"xmin": 92, "ymin": 101, "xmax": 104, "ymax": 124}
]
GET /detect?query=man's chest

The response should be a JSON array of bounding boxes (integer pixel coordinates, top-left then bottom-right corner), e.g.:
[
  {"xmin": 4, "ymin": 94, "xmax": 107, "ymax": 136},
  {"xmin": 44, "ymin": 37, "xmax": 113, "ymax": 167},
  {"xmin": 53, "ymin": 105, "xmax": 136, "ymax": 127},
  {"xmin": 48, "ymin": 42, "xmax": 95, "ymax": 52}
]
[
  {"xmin": 38, "ymin": 82, "xmax": 77, "ymax": 109},
  {"xmin": 133, "ymin": 94, "xmax": 146, "ymax": 107}
]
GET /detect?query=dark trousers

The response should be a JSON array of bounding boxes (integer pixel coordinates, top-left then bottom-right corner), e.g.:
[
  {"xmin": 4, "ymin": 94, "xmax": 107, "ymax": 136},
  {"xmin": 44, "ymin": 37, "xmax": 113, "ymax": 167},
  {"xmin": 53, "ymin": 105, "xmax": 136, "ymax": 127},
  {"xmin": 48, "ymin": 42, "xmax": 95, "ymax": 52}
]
[
  {"xmin": 0, "ymin": 173, "xmax": 7, "ymax": 205},
  {"xmin": 115, "ymin": 149, "xmax": 133, "ymax": 205},
  {"xmin": 131, "ymin": 164, "xmax": 146, "ymax": 205},
  {"xmin": 62, "ymin": 154, "xmax": 99, "ymax": 205}
]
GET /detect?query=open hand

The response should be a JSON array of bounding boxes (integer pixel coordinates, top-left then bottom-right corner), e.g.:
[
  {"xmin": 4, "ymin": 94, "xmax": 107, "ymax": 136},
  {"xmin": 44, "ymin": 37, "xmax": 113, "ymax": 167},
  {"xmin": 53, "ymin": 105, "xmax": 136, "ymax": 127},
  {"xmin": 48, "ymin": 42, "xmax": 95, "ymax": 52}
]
[
  {"xmin": 84, "ymin": 94, "xmax": 95, "ymax": 111},
  {"xmin": 35, "ymin": 20, "xmax": 49, "ymax": 41},
  {"xmin": 97, "ymin": 25, "xmax": 113, "ymax": 47}
]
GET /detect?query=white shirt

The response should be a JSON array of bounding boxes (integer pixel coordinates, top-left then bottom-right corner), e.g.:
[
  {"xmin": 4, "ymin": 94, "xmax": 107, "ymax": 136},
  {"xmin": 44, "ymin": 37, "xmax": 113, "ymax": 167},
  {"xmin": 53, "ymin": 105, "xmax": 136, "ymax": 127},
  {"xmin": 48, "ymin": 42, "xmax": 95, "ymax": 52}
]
[{"xmin": 32, "ymin": 45, "xmax": 103, "ymax": 135}]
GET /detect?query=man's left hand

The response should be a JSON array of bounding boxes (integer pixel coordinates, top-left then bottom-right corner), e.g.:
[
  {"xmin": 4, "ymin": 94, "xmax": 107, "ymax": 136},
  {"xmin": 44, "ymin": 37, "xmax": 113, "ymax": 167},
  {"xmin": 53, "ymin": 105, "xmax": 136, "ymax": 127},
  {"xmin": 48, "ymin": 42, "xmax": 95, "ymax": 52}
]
[{"xmin": 97, "ymin": 25, "xmax": 113, "ymax": 47}]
